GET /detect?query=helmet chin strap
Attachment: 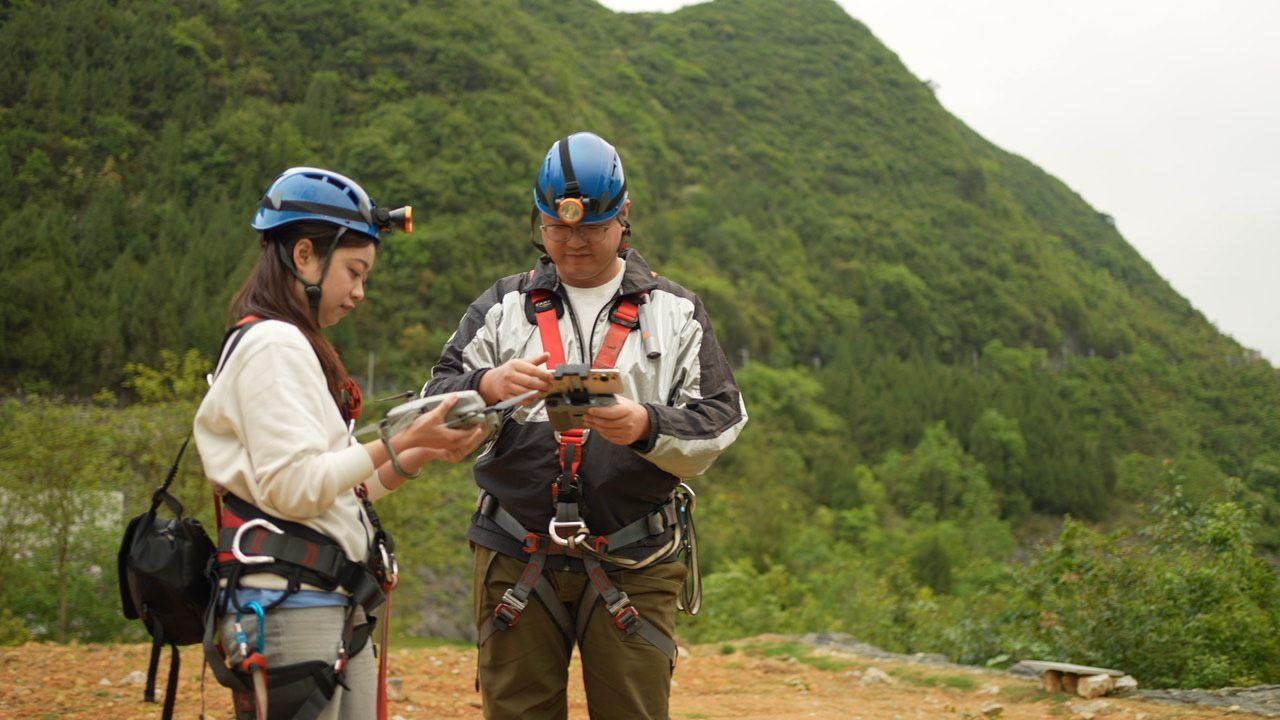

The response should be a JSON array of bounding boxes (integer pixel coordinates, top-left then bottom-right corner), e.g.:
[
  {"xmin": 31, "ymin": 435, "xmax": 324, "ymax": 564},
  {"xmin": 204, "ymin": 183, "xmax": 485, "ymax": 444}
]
[{"xmin": 277, "ymin": 227, "xmax": 348, "ymax": 318}]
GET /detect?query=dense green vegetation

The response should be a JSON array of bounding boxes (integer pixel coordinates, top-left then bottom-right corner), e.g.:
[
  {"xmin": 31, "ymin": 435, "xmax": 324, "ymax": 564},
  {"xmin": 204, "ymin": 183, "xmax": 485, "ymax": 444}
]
[{"xmin": 2, "ymin": 0, "xmax": 1279, "ymax": 687}]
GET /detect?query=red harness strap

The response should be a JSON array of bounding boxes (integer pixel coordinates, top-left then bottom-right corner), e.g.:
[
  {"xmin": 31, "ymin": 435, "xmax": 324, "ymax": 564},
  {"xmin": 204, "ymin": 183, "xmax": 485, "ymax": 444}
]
[
  {"xmin": 596, "ymin": 299, "xmax": 639, "ymax": 369},
  {"xmin": 529, "ymin": 289, "xmax": 640, "ymax": 373},
  {"xmin": 485, "ymin": 287, "xmax": 678, "ymax": 661},
  {"xmin": 481, "ymin": 286, "xmax": 680, "ymax": 660},
  {"xmin": 531, "ymin": 292, "xmax": 568, "ymax": 368},
  {"xmin": 529, "ymin": 288, "xmax": 640, "ymax": 503}
]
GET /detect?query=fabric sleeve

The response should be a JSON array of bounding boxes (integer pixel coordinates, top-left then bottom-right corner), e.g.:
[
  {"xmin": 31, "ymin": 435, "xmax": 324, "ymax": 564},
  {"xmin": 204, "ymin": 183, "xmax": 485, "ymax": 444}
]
[
  {"xmin": 230, "ymin": 342, "xmax": 376, "ymax": 520},
  {"xmin": 638, "ymin": 294, "xmax": 748, "ymax": 477}
]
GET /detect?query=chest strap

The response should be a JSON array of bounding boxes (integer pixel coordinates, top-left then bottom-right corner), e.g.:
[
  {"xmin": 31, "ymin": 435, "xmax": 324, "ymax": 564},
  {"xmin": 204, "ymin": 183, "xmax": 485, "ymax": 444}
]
[{"xmin": 529, "ymin": 288, "xmax": 641, "ymax": 546}]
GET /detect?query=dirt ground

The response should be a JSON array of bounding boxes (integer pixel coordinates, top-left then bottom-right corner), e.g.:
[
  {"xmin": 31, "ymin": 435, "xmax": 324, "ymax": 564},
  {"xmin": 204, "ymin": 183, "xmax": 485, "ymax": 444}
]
[{"xmin": 0, "ymin": 637, "xmax": 1262, "ymax": 719}]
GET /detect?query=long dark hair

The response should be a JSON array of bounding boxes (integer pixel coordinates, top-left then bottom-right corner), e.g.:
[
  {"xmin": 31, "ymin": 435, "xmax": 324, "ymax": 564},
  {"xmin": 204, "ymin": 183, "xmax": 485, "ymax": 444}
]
[{"xmin": 229, "ymin": 221, "xmax": 375, "ymax": 415}]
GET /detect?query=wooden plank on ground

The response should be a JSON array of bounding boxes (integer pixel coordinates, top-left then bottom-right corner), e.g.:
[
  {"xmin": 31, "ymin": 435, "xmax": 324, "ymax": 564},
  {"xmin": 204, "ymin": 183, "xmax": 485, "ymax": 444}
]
[{"xmin": 1017, "ymin": 660, "xmax": 1126, "ymax": 677}]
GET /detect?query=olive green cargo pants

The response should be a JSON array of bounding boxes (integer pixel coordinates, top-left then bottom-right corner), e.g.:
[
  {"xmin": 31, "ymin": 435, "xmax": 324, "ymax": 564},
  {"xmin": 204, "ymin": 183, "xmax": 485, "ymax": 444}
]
[{"xmin": 473, "ymin": 545, "xmax": 686, "ymax": 720}]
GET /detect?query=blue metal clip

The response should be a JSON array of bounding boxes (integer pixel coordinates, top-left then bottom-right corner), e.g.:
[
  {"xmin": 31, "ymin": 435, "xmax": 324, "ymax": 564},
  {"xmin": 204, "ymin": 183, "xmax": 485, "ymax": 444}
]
[{"xmin": 245, "ymin": 601, "xmax": 267, "ymax": 653}]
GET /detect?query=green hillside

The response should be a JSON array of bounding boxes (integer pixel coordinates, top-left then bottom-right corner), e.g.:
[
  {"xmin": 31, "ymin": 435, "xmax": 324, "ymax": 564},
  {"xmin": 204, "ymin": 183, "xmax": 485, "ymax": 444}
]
[{"xmin": 3, "ymin": 0, "xmax": 1279, "ymax": 687}]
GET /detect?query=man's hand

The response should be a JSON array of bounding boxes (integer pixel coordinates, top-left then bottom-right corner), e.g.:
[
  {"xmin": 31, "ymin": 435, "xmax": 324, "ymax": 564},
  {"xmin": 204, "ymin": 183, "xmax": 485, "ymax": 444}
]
[
  {"xmin": 479, "ymin": 352, "xmax": 554, "ymax": 405},
  {"xmin": 584, "ymin": 395, "xmax": 651, "ymax": 446}
]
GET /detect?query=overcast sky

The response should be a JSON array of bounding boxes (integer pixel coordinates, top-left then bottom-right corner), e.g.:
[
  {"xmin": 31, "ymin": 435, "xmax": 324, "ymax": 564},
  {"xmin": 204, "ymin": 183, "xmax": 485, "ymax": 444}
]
[{"xmin": 599, "ymin": 0, "xmax": 1280, "ymax": 365}]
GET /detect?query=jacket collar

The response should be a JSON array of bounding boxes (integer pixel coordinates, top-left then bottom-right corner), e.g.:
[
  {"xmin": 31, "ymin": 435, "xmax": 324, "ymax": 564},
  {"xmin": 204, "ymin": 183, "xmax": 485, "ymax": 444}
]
[{"xmin": 521, "ymin": 249, "xmax": 659, "ymax": 297}]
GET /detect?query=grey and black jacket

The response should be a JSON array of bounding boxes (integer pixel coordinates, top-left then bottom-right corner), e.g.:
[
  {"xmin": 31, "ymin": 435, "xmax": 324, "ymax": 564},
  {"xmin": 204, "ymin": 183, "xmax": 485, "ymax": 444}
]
[{"xmin": 425, "ymin": 249, "xmax": 747, "ymax": 563}]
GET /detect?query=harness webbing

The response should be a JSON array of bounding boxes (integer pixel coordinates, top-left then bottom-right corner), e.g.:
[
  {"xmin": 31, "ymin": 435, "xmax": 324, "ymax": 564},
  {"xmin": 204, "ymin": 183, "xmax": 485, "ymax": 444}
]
[
  {"xmin": 531, "ymin": 287, "xmax": 638, "ymax": 511},
  {"xmin": 478, "ymin": 285, "xmax": 677, "ymax": 661},
  {"xmin": 203, "ymin": 316, "xmax": 397, "ymax": 720}
]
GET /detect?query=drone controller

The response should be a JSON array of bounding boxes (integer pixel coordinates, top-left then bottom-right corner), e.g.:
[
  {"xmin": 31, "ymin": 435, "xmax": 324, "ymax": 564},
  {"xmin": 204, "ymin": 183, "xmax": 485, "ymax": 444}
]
[{"xmin": 543, "ymin": 364, "xmax": 624, "ymax": 432}]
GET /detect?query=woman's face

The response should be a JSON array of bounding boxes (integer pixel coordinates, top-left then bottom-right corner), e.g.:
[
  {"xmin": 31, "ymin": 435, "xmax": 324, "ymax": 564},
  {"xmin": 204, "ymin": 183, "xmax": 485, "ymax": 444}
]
[{"xmin": 293, "ymin": 238, "xmax": 377, "ymax": 328}]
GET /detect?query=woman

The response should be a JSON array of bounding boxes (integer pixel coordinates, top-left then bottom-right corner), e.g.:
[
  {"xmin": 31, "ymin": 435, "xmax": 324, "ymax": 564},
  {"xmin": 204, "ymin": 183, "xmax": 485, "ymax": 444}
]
[{"xmin": 195, "ymin": 167, "xmax": 483, "ymax": 720}]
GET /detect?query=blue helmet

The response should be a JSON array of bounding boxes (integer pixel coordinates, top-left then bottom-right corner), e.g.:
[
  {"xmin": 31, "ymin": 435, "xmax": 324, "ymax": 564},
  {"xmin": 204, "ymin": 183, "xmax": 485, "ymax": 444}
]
[
  {"xmin": 533, "ymin": 132, "xmax": 628, "ymax": 225},
  {"xmin": 250, "ymin": 167, "xmax": 411, "ymax": 314},
  {"xmin": 252, "ymin": 167, "xmax": 411, "ymax": 240}
]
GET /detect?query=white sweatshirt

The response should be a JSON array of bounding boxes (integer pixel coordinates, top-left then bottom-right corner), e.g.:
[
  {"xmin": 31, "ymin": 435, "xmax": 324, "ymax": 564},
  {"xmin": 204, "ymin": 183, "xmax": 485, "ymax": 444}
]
[{"xmin": 194, "ymin": 319, "xmax": 392, "ymax": 590}]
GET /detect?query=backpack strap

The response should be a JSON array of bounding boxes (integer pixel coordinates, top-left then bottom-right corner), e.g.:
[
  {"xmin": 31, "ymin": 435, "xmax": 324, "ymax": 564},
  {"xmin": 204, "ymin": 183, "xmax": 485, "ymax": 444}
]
[
  {"xmin": 213, "ymin": 316, "xmax": 266, "ymax": 380},
  {"xmin": 143, "ymin": 615, "xmax": 182, "ymax": 719},
  {"xmin": 145, "ymin": 621, "xmax": 163, "ymax": 703},
  {"xmin": 207, "ymin": 317, "xmax": 267, "ymax": 532},
  {"xmin": 148, "ymin": 435, "xmax": 190, "ymax": 516}
]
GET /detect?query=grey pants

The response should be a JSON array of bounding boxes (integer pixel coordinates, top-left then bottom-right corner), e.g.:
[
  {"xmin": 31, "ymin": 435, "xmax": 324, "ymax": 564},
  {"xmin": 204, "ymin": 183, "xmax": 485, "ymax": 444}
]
[{"xmin": 217, "ymin": 604, "xmax": 376, "ymax": 720}]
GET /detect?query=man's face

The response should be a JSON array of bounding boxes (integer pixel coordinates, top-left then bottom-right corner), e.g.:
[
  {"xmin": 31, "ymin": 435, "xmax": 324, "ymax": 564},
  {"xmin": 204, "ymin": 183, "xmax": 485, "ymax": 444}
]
[{"xmin": 540, "ymin": 202, "xmax": 629, "ymax": 288}]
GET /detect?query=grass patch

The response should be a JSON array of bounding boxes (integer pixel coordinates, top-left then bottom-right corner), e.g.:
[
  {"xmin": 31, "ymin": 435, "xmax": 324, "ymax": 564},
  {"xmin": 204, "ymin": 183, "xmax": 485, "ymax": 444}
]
[
  {"xmin": 388, "ymin": 635, "xmax": 473, "ymax": 650},
  {"xmin": 1000, "ymin": 685, "xmax": 1064, "ymax": 705},
  {"xmin": 750, "ymin": 640, "xmax": 808, "ymax": 659},
  {"xmin": 743, "ymin": 640, "xmax": 867, "ymax": 673},
  {"xmin": 888, "ymin": 667, "xmax": 977, "ymax": 690}
]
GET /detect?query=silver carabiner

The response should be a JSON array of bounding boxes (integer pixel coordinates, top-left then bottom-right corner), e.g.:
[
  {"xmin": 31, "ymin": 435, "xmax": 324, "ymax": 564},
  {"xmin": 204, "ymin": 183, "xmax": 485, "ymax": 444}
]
[
  {"xmin": 379, "ymin": 543, "xmax": 400, "ymax": 590},
  {"xmin": 677, "ymin": 482, "xmax": 697, "ymax": 512},
  {"xmin": 232, "ymin": 518, "xmax": 285, "ymax": 565},
  {"xmin": 548, "ymin": 519, "xmax": 589, "ymax": 547}
]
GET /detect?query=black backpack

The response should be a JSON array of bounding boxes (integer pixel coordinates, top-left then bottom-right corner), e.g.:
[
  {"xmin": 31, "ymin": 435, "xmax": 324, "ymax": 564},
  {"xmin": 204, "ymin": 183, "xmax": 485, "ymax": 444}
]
[
  {"xmin": 117, "ymin": 319, "xmax": 261, "ymax": 719},
  {"xmin": 117, "ymin": 439, "xmax": 215, "ymax": 718}
]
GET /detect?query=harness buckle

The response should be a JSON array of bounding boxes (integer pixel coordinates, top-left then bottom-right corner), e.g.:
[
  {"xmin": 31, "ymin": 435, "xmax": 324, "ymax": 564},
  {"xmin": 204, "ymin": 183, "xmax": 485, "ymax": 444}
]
[
  {"xmin": 553, "ymin": 429, "xmax": 590, "ymax": 445},
  {"xmin": 548, "ymin": 519, "xmax": 589, "ymax": 547},
  {"xmin": 609, "ymin": 304, "xmax": 640, "ymax": 330},
  {"xmin": 494, "ymin": 589, "xmax": 528, "ymax": 629},
  {"xmin": 608, "ymin": 594, "xmax": 641, "ymax": 634},
  {"xmin": 606, "ymin": 591, "xmax": 633, "ymax": 616},
  {"xmin": 232, "ymin": 518, "xmax": 285, "ymax": 565},
  {"xmin": 522, "ymin": 532, "xmax": 542, "ymax": 555}
]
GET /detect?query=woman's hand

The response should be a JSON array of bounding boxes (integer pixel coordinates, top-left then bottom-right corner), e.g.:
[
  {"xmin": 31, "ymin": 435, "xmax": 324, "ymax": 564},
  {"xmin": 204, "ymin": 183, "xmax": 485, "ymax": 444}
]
[
  {"xmin": 377, "ymin": 396, "xmax": 488, "ymax": 488},
  {"xmin": 478, "ymin": 352, "xmax": 554, "ymax": 405},
  {"xmin": 401, "ymin": 394, "xmax": 488, "ymax": 454},
  {"xmin": 389, "ymin": 439, "xmax": 482, "ymax": 475},
  {"xmin": 377, "ymin": 444, "xmax": 476, "ymax": 490}
]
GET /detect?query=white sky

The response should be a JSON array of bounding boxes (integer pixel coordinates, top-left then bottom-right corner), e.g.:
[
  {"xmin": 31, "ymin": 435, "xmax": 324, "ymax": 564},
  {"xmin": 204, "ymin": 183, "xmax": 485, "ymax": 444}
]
[{"xmin": 600, "ymin": 0, "xmax": 1280, "ymax": 365}]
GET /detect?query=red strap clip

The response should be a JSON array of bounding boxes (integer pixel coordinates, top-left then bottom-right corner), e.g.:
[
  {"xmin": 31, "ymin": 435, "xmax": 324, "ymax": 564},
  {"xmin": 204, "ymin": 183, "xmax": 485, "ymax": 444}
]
[
  {"xmin": 613, "ymin": 605, "xmax": 641, "ymax": 633},
  {"xmin": 239, "ymin": 651, "xmax": 268, "ymax": 674}
]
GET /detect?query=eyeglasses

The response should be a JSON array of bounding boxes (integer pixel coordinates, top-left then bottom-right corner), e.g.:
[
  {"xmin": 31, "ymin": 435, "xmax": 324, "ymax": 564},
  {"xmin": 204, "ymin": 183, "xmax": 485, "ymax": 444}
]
[{"xmin": 540, "ymin": 223, "xmax": 613, "ymax": 244}]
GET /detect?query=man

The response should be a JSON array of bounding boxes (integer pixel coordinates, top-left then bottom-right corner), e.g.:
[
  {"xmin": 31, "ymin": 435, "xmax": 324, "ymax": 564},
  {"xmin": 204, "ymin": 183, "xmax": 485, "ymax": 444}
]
[{"xmin": 425, "ymin": 131, "xmax": 747, "ymax": 720}]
